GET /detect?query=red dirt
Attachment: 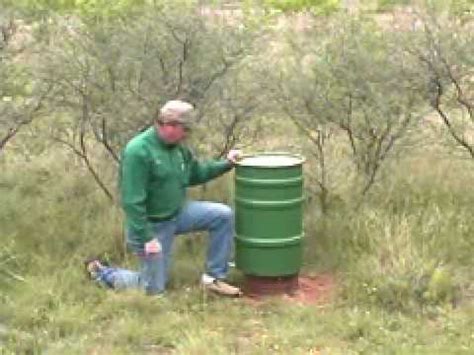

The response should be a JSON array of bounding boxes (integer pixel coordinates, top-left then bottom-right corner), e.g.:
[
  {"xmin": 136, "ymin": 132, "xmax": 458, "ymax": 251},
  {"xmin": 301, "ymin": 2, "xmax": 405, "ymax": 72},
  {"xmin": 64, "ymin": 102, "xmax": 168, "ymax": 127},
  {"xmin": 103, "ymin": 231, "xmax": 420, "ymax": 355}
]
[{"xmin": 244, "ymin": 273, "xmax": 337, "ymax": 305}]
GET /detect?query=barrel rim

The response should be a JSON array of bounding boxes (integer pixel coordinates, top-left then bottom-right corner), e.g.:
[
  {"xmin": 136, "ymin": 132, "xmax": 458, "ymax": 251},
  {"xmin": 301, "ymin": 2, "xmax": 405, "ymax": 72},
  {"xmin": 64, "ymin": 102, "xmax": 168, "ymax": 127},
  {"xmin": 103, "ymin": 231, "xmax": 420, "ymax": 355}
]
[{"xmin": 235, "ymin": 152, "xmax": 306, "ymax": 168}]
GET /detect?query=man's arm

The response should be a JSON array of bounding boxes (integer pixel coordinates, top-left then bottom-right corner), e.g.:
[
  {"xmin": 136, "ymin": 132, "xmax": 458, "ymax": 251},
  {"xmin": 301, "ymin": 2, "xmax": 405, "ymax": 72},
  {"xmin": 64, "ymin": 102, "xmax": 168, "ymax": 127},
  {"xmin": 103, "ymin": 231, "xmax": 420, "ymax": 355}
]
[
  {"xmin": 120, "ymin": 145, "xmax": 151, "ymax": 242},
  {"xmin": 186, "ymin": 148, "xmax": 233, "ymax": 186}
]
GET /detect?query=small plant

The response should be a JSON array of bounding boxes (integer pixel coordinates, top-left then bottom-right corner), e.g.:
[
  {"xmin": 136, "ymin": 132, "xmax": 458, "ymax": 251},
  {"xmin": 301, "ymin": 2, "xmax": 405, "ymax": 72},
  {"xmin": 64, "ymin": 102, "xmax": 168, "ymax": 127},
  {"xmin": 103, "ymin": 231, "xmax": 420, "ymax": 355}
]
[{"xmin": 0, "ymin": 242, "xmax": 24, "ymax": 285}]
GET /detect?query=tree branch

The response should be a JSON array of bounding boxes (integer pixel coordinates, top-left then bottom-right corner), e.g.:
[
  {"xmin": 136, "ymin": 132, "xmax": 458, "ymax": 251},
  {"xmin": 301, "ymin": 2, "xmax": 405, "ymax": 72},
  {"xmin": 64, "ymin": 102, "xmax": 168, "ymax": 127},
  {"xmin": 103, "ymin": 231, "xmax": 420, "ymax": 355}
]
[{"xmin": 433, "ymin": 80, "xmax": 474, "ymax": 158}]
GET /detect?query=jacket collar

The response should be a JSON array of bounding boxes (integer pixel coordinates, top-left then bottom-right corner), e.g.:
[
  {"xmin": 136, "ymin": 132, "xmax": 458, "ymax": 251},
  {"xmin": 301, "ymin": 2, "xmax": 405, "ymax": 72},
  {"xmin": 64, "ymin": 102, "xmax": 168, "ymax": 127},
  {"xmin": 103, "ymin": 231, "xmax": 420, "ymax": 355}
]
[{"xmin": 148, "ymin": 125, "xmax": 177, "ymax": 149}]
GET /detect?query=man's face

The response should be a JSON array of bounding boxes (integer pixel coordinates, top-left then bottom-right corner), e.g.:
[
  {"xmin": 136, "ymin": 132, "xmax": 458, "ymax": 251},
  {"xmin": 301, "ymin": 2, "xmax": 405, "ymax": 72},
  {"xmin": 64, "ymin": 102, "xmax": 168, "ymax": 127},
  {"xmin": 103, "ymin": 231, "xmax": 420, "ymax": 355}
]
[{"xmin": 156, "ymin": 121, "xmax": 189, "ymax": 144}]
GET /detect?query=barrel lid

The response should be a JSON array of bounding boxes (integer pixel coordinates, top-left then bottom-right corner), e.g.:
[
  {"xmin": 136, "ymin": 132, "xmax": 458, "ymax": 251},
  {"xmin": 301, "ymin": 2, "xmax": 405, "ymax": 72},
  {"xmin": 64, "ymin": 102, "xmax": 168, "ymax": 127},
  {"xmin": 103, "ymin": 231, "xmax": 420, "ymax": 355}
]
[{"xmin": 236, "ymin": 152, "xmax": 305, "ymax": 168}]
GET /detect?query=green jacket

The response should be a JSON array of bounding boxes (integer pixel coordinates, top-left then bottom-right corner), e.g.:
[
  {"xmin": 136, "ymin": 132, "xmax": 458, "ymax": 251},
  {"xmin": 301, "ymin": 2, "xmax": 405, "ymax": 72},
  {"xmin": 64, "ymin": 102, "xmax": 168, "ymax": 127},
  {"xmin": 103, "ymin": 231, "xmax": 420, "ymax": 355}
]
[{"xmin": 120, "ymin": 127, "xmax": 232, "ymax": 244}]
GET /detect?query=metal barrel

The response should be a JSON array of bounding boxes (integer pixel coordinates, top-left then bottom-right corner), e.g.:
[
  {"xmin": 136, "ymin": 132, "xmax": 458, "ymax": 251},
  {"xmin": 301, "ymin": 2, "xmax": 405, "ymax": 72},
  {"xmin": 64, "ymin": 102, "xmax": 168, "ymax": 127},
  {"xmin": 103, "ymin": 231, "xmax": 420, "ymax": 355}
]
[{"xmin": 234, "ymin": 153, "xmax": 305, "ymax": 277}]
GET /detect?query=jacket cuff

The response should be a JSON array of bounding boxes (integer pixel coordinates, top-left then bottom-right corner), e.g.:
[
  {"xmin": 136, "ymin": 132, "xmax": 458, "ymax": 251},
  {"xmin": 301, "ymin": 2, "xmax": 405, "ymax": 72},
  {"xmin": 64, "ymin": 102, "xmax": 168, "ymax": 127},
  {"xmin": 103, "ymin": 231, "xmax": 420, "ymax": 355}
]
[{"xmin": 217, "ymin": 159, "xmax": 233, "ymax": 172}]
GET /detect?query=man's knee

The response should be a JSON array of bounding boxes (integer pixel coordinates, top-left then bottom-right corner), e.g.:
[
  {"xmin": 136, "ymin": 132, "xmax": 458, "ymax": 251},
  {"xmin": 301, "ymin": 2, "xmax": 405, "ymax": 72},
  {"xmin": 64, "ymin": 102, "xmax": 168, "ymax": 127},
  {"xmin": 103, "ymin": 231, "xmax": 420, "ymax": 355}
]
[{"xmin": 216, "ymin": 204, "xmax": 233, "ymax": 222}]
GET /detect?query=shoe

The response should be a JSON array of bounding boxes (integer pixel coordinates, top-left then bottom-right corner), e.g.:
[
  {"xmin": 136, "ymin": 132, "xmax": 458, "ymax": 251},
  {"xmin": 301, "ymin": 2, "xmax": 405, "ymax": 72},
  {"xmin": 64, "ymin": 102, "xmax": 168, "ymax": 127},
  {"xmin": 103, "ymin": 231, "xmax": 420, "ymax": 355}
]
[{"xmin": 201, "ymin": 274, "xmax": 243, "ymax": 297}]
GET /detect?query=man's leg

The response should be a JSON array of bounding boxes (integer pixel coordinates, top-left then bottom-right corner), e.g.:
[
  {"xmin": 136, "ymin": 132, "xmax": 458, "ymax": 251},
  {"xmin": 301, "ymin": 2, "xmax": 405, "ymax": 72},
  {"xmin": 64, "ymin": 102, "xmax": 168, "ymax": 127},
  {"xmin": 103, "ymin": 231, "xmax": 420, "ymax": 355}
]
[
  {"xmin": 132, "ymin": 220, "xmax": 177, "ymax": 295},
  {"xmin": 175, "ymin": 201, "xmax": 234, "ymax": 280}
]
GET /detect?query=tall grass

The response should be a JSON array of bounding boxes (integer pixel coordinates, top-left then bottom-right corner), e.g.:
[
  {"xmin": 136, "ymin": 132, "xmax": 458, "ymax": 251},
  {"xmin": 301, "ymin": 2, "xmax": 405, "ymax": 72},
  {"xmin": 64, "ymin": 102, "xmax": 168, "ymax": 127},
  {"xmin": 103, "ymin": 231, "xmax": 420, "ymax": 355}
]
[
  {"xmin": 305, "ymin": 152, "xmax": 474, "ymax": 309},
  {"xmin": 0, "ymin": 141, "xmax": 473, "ymax": 353}
]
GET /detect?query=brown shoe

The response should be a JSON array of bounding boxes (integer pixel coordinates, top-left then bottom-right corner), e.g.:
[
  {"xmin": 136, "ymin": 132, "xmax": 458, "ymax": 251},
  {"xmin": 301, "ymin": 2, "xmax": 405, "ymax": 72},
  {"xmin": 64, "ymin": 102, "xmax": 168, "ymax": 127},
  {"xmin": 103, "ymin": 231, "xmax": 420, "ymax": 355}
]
[{"xmin": 201, "ymin": 278, "xmax": 243, "ymax": 297}]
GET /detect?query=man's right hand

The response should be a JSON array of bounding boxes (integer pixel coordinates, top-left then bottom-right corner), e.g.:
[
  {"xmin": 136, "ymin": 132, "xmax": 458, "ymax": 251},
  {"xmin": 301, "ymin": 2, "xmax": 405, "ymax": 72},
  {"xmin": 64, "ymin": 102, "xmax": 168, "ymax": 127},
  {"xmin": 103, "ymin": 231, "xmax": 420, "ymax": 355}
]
[
  {"xmin": 145, "ymin": 239, "xmax": 162, "ymax": 254},
  {"xmin": 227, "ymin": 149, "xmax": 243, "ymax": 164}
]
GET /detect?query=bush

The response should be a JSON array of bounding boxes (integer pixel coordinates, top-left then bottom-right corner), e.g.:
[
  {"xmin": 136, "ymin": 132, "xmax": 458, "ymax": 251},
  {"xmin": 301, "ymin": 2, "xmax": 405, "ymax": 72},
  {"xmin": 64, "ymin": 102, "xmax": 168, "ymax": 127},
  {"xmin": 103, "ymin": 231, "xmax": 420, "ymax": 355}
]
[{"xmin": 264, "ymin": 0, "xmax": 340, "ymax": 13}]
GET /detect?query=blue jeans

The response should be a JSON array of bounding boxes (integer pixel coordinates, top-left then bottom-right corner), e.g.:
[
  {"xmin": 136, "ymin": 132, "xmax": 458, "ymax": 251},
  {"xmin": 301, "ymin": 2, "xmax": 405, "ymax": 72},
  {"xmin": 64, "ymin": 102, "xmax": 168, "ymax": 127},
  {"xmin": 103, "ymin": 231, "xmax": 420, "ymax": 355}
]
[{"xmin": 96, "ymin": 201, "xmax": 234, "ymax": 295}]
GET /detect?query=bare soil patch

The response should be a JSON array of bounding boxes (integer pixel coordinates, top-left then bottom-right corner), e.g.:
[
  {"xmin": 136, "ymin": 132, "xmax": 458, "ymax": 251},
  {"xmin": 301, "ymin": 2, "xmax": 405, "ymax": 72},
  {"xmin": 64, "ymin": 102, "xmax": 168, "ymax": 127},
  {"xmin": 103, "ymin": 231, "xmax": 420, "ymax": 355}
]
[{"xmin": 244, "ymin": 273, "xmax": 337, "ymax": 306}]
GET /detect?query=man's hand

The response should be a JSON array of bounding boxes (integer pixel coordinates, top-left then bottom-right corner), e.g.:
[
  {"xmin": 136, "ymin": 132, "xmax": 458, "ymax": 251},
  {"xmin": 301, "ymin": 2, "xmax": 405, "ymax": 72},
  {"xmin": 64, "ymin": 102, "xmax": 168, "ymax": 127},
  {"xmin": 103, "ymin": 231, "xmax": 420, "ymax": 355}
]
[
  {"xmin": 145, "ymin": 239, "xmax": 162, "ymax": 255},
  {"xmin": 227, "ymin": 149, "xmax": 242, "ymax": 164}
]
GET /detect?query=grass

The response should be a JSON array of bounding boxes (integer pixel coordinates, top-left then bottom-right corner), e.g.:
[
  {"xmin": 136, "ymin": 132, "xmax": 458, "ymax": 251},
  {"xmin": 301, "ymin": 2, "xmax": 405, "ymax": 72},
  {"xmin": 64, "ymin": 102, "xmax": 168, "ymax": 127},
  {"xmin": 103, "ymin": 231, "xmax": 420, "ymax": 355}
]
[{"xmin": 0, "ymin": 142, "xmax": 473, "ymax": 354}]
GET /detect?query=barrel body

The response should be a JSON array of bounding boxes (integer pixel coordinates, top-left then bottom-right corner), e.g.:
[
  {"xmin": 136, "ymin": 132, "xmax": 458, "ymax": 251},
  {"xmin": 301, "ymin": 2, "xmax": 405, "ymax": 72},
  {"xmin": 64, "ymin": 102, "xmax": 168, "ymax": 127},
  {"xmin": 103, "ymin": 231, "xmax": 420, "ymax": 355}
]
[{"xmin": 235, "ymin": 153, "xmax": 304, "ymax": 276}]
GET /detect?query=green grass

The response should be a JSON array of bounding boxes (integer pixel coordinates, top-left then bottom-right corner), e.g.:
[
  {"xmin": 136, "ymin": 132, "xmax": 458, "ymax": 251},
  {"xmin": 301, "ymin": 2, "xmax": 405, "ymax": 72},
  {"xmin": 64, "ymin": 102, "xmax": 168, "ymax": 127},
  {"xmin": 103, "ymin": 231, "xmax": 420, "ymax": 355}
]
[{"xmin": 1, "ymin": 145, "xmax": 473, "ymax": 354}]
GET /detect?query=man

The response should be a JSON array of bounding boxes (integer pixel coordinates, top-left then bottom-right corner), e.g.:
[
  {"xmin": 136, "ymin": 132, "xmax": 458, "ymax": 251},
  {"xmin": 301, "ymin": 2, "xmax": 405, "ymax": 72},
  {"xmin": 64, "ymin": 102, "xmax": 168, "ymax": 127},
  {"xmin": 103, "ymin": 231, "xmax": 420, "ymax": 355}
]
[{"xmin": 87, "ymin": 100, "xmax": 242, "ymax": 297}]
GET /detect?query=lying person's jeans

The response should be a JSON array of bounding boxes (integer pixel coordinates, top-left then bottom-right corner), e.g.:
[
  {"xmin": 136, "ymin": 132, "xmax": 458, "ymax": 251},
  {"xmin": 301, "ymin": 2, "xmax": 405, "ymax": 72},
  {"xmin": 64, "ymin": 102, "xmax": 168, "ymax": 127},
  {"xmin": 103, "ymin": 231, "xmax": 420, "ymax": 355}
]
[{"xmin": 94, "ymin": 201, "xmax": 234, "ymax": 295}]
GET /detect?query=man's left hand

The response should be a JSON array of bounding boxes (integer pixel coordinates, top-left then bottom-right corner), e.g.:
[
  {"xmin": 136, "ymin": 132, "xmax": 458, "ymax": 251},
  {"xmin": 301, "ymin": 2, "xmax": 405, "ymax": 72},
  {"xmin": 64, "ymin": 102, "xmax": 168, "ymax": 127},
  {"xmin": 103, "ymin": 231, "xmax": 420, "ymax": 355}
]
[{"xmin": 227, "ymin": 149, "xmax": 242, "ymax": 164}]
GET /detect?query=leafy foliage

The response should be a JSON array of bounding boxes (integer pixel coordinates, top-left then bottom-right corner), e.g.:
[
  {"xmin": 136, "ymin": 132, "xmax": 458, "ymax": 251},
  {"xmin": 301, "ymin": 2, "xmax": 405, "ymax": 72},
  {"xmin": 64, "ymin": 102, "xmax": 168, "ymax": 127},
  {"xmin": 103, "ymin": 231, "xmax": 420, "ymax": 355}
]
[
  {"xmin": 33, "ymin": 2, "xmax": 261, "ymax": 200},
  {"xmin": 0, "ymin": 0, "xmax": 147, "ymax": 20},
  {"xmin": 264, "ymin": 16, "xmax": 426, "ymax": 209},
  {"xmin": 402, "ymin": 14, "xmax": 474, "ymax": 159},
  {"xmin": 0, "ymin": 10, "xmax": 50, "ymax": 151},
  {"xmin": 263, "ymin": 0, "xmax": 340, "ymax": 14}
]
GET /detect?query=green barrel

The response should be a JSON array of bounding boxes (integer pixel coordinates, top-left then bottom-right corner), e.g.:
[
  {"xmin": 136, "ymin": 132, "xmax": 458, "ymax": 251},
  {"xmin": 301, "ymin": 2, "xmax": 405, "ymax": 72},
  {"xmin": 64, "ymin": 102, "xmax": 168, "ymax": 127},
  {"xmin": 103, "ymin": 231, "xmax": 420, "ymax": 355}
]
[{"xmin": 234, "ymin": 153, "xmax": 305, "ymax": 277}]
